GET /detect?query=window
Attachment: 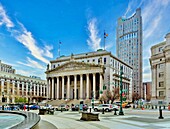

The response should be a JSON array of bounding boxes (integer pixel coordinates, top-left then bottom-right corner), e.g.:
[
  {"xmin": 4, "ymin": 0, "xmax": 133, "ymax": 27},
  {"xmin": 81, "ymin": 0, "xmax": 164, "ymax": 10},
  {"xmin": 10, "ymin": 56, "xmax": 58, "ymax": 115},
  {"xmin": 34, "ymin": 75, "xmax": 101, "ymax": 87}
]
[
  {"xmin": 159, "ymin": 47, "xmax": 163, "ymax": 52},
  {"xmin": 158, "ymin": 64, "xmax": 164, "ymax": 69},
  {"xmin": 159, "ymin": 82, "xmax": 164, "ymax": 87},
  {"xmin": 104, "ymin": 58, "xmax": 106, "ymax": 64},
  {"xmin": 159, "ymin": 91, "xmax": 164, "ymax": 97},
  {"xmin": 93, "ymin": 59, "xmax": 95, "ymax": 62},
  {"xmin": 159, "ymin": 72, "xmax": 164, "ymax": 78},
  {"xmin": 98, "ymin": 59, "xmax": 100, "ymax": 64},
  {"xmin": 87, "ymin": 60, "xmax": 89, "ymax": 62}
]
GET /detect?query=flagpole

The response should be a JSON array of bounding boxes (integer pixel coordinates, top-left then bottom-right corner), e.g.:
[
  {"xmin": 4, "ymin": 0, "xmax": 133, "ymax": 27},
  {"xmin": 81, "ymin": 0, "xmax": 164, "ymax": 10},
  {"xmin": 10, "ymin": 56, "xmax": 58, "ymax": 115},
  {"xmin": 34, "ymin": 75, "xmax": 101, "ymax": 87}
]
[
  {"xmin": 104, "ymin": 30, "xmax": 106, "ymax": 50},
  {"xmin": 58, "ymin": 41, "xmax": 61, "ymax": 57}
]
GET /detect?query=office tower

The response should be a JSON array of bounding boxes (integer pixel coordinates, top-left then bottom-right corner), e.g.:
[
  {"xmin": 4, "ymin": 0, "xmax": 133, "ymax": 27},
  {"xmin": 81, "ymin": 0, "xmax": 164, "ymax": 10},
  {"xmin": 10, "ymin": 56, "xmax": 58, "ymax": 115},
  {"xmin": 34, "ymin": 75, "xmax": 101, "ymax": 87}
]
[{"xmin": 116, "ymin": 8, "xmax": 143, "ymax": 98}]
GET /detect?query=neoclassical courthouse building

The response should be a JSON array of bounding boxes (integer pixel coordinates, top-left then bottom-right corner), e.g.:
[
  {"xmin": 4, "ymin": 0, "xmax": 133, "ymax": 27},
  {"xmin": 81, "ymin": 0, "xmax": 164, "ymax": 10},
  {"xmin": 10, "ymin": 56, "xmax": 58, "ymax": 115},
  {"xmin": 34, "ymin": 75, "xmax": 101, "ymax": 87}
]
[
  {"xmin": 46, "ymin": 50, "xmax": 133, "ymax": 101},
  {"xmin": 0, "ymin": 60, "xmax": 47, "ymax": 103},
  {"xmin": 150, "ymin": 33, "xmax": 170, "ymax": 105}
]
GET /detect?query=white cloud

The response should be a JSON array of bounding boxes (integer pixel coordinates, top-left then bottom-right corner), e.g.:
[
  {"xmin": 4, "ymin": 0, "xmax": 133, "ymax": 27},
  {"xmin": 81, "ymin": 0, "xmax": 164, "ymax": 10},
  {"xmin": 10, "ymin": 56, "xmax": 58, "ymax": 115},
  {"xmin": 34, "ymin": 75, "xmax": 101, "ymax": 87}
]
[
  {"xmin": 142, "ymin": 0, "xmax": 170, "ymax": 42},
  {"xmin": 124, "ymin": 0, "xmax": 144, "ymax": 17},
  {"xmin": 143, "ymin": 72, "xmax": 151, "ymax": 82},
  {"xmin": 17, "ymin": 57, "xmax": 44, "ymax": 69},
  {"xmin": 43, "ymin": 45, "xmax": 53, "ymax": 58},
  {"xmin": 0, "ymin": 4, "xmax": 53, "ymax": 65},
  {"xmin": 87, "ymin": 18, "xmax": 101, "ymax": 51},
  {"xmin": 0, "ymin": 3, "xmax": 14, "ymax": 28},
  {"xmin": 15, "ymin": 23, "xmax": 50, "ymax": 64}
]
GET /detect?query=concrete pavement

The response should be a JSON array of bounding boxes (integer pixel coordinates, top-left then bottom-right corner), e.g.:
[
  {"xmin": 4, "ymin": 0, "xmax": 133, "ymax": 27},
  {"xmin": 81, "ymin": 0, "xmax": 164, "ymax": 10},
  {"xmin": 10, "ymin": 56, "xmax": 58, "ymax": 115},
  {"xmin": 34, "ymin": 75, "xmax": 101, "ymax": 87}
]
[{"xmin": 32, "ymin": 109, "xmax": 170, "ymax": 129}]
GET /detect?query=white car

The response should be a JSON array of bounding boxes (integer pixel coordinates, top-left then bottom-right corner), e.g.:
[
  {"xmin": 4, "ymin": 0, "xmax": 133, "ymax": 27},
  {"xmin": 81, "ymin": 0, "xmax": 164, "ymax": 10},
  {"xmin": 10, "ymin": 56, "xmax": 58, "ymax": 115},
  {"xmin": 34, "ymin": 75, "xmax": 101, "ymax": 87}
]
[
  {"xmin": 94, "ymin": 104, "xmax": 113, "ymax": 112},
  {"xmin": 112, "ymin": 104, "xmax": 119, "ymax": 111}
]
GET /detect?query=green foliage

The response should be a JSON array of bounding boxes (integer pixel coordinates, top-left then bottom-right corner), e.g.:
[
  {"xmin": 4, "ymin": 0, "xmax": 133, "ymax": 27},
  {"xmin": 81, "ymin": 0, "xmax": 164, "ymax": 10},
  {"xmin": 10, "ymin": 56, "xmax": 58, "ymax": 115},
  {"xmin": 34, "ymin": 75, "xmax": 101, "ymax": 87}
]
[{"xmin": 15, "ymin": 97, "xmax": 27, "ymax": 103}]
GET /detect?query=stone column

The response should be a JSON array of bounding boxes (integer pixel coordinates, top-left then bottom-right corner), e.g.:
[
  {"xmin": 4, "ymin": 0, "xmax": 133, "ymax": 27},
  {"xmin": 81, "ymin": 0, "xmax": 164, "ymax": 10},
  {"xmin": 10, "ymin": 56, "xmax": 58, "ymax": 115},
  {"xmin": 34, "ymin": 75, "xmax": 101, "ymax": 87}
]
[
  {"xmin": 40, "ymin": 84, "xmax": 42, "ymax": 96},
  {"xmin": 1, "ymin": 79, "xmax": 5, "ymax": 102},
  {"xmin": 93, "ymin": 73, "xmax": 96, "ymax": 99},
  {"xmin": 42, "ymin": 85, "xmax": 45, "ymax": 97},
  {"xmin": 80, "ymin": 74, "xmax": 83, "ymax": 99},
  {"xmin": 12, "ymin": 81, "xmax": 15, "ymax": 95},
  {"xmin": 37, "ymin": 84, "xmax": 39, "ymax": 96},
  {"xmin": 100, "ymin": 73, "xmax": 103, "ymax": 98},
  {"xmin": 74, "ymin": 75, "xmax": 77, "ymax": 99},
  {"xmin": 30, "ymin": 82, "xmax": 33, "ymax": 102},
  {"xmin": 6, "ymin": 80, "xmax": 10, "ymax": 95},
  {"xmin": 22, "ymin": 82, "xmax": 24, "ymax": 96},
  {"xmin": 26, "ymin": 83, "xmax": 28, "ymax": 96},
  {"xmin": 1, "ymin": 79, "xmax": 4, "ymax": 92},
  {"xmin": 48, "ymin": 79, "xmax": 51, "ymax": 99},
  {"xmin": 34, "ymin": 83, "xmax": 36, "ymax": 96},
  {"xmin": 46, "ymin": 78, "xmax": 49, "ymax": 99},
  {"xmin": 67, "ymin": 76, "xmax": 70, "ymax": 99},
  {"xmin": 151, "ymin": 65, "xmax": 157, "ymax": 99},
  {"xmin": 57, "ymin": 77, "xmax": 59, "ymax": 99},
  {"xmin": 62, "ymin": 76, "xmax": 65, "ymax": 99},
  {"xmin": 86, "ymin": 74, "xmax": 89, "ymax": 99},
  {"xmin": 51, "ymin": 78, "xmax": 54, "ymax": 99},
  {"xmin": 17, "ymin": 81, "xmax": 20, "ymax": 95}
]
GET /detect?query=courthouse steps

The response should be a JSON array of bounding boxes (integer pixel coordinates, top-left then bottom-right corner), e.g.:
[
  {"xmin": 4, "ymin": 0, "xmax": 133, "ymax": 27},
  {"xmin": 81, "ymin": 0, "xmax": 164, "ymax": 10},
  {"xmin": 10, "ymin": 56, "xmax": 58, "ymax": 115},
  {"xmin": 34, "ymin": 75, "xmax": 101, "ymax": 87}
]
[{"xmin": 46, "ymin": 99, "xmax": 94, "ymax": 106}]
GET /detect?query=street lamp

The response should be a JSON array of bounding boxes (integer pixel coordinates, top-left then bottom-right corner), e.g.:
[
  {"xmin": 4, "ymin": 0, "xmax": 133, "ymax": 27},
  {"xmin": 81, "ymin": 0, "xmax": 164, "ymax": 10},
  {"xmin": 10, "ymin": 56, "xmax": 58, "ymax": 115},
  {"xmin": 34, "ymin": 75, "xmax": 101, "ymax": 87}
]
[
  {"xmin": 27, "ymin": 82, "xmax": 31, "ymax": 111},
  {"xmin": 92, "ymin": 91, "xmax": 94, "ymax": 109},
  {"xmin": 119, "ymin": 66, "xmax": 124, "ymax": 115}
]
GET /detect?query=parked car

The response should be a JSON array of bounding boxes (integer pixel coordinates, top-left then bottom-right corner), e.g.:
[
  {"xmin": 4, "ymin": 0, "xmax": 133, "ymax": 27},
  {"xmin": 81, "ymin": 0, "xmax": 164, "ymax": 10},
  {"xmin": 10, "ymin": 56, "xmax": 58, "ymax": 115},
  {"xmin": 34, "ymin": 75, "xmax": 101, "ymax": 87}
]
[
  {"xmin": 113, "ymin": 101, "xmax": 121, "ymax": 106},
  {"xmin": 30, "ymin": 105, "xmax": 40, "ymax": 110},
  {"xmin": 56, "ymin": 104, "xmax": 69, "ymax": 111},
  {"xmin": 71, "ymin": 104, "xmax": 88, "ymax": 111},
  {"xmin": 94, "ymin": 104, "xmax": 113, "ymax": 112},
  {"xmin": 125, "ymin": 103, "xmax": 131, "ymax": 108},
  {"xmin": 112, "ymin": 104, "xmax": 119, "ymax": 111}
]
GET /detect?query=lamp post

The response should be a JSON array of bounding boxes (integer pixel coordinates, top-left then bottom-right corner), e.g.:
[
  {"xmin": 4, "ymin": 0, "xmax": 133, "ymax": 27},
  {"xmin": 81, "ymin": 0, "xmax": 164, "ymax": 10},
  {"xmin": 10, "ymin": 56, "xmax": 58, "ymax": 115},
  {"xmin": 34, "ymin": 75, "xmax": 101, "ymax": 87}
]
[
  {"xmin": 92, "ymin": 91, "xmax": 94, "ymax": 109},
  {"xmin": 27, "ymin": 82, "xmax": 31, "ymax": 111},
  {"xmin": 119, "ymin": 66, "xmax": 124, "ymax": 115}
]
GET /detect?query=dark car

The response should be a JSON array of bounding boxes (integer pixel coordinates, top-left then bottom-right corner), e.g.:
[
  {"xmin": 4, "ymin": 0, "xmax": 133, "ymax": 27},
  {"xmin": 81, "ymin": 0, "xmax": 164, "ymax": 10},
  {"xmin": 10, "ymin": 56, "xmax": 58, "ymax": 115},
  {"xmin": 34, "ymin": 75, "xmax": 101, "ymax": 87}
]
[
  {"xmin": 73, "ymin": 104, "xmax": 88, "ymax": 111},
  {"xmin": 56, "ymin": 104, "xmax": 69, "ymax": 111},
  {"xmin": 30, "ymin": 105, "xmax": 40, "ymax": 110},
  {"xmin": 125, "ymin": 103, "xmax": 131, "ymax": 108}
]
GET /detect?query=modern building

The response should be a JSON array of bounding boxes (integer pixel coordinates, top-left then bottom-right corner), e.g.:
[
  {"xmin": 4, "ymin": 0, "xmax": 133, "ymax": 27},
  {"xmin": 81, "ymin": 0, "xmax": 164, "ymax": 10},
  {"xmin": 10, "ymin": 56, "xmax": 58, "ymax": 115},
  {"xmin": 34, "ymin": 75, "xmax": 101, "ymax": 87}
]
[
  {"xmin": 116, "ymin": 8, "xmax": 143, "ymax": 97},
  {"xmin": 0, "ymin": 60, "xmax": 47, "ymax": 103},
  {"xmin": 46, "ymin": 50, "xmax": 133, "ymax": 101},
  {"xmin": 150, "ymin": 33, "xmax": 170, "ymax": 105}
]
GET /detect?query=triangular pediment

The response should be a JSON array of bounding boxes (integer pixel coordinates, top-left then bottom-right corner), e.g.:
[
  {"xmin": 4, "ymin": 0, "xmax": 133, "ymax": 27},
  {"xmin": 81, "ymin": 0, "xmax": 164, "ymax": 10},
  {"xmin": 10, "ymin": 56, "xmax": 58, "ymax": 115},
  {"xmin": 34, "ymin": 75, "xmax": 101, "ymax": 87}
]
[{"xmin": 46, "ymin": 61, "xmax": 103, "ymax": 73}]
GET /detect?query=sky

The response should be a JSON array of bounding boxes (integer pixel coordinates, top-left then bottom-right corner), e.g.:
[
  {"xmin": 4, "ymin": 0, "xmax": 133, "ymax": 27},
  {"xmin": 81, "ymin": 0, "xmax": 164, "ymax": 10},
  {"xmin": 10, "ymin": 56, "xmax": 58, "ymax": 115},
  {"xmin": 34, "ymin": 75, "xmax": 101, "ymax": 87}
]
[{"xmin": 0, "ymin": 0, "xmax": 170, "ymax": 81}]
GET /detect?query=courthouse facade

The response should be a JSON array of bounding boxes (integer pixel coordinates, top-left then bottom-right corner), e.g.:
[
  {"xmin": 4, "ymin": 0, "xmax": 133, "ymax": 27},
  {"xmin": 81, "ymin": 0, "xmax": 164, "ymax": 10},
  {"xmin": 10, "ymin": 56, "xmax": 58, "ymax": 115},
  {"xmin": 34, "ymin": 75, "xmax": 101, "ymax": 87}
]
[
  {"xmin": 46, "ymin": 50, "xmax": 133, "ymax": 101},
  {"xmin": 0, "ymin": 60, "xmax": 47, "ymax": 103},
  {"xmin": 150, "ymin": 33, "xmax": 170, "ymax": 104}
]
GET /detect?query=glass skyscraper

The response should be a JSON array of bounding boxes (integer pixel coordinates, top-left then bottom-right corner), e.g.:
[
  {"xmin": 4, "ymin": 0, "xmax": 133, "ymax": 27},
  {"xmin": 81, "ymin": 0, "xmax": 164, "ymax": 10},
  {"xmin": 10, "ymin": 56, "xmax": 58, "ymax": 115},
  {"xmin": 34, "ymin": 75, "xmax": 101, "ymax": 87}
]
[{"xmin": 116, "ymin": 8, "xmax": 143, "ymax": 97}]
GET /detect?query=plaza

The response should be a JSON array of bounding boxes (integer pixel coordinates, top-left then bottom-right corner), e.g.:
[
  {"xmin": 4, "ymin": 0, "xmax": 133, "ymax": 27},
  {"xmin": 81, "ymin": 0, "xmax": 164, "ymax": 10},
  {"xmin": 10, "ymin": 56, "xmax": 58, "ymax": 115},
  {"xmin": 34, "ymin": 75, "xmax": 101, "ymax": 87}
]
[{"xmin": 37, "ymin": 108, "xmax": 170, "ymax": 129}]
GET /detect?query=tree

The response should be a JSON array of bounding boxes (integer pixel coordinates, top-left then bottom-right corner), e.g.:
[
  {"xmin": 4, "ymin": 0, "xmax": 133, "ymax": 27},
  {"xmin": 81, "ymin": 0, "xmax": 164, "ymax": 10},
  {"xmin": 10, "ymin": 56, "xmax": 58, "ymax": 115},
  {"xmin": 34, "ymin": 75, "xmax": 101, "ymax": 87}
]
[
  {"xmin": 15, "ymin": 97, "xmax": 27, "ymax": 103},
  {"xmin": 132, "ymin": 93, "xmax": 140, "ymax": 102},
  {"xmin": 110, "ymin": 87, "xmax": 119, "ymax": 104},
  {"xmin": 99, "ymin": 87, "xmax": 120, "ymax": 104}
]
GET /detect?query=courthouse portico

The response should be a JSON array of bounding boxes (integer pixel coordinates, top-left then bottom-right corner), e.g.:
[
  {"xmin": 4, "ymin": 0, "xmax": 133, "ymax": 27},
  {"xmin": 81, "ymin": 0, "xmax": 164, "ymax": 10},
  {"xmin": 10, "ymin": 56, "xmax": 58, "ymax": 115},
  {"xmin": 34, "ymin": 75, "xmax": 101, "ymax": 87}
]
[{"xmin": 46, "ymin": 60, "xmax": 104, "ymax": 100}]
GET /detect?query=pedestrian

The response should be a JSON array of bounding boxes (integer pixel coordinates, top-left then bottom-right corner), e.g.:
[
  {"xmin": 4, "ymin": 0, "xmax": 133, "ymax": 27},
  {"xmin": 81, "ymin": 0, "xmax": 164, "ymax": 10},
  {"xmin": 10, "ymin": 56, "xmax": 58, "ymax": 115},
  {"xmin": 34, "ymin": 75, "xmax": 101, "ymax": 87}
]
[{"xmin": 24, "ymin": 105, "xmax": 26, "ymax": 111}]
